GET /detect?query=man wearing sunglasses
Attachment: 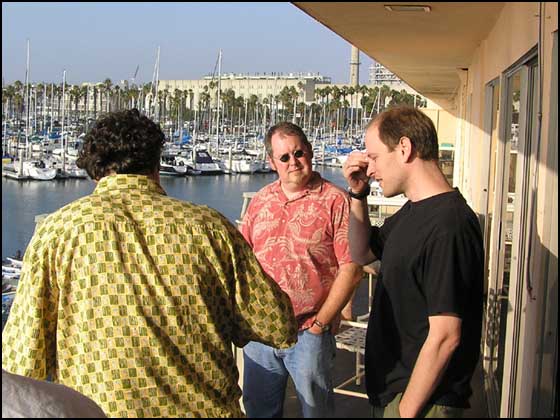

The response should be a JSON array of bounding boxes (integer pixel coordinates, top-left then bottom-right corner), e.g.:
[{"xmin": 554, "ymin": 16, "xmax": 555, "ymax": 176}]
[{"xmin": 239, "ymin": 122, "xmax": 363, "ymax": 418}]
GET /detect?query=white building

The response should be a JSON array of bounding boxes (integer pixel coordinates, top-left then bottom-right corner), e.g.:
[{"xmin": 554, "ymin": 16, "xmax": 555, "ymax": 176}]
[{"xmin": 159, "ymin": 72, "xmax": 331, "ymax": 108}]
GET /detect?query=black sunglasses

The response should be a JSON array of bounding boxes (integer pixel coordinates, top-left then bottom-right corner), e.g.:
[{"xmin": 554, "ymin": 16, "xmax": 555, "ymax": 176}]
[{"xmin": 274, "ymin": 149, "xmax": 306, "ymax": 163}]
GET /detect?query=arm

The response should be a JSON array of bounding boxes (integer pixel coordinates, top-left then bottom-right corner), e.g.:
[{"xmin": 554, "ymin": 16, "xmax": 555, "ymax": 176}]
[
  {"xmin": 399, "ymin": 314, "xmax": 462, "ymax": 418},
  {"xmin": 238, "ymin": 197, "xmax": 254, "ymax": 245},
  {"xmin": 2, "ymin": 225, "xmax": 58, "ymax": 380},
  {"xmin": 225, "ymin": 219, "xmax": 298, "ymax": 349},
  {"xmin": 349, "ymin": 196, "xmax": 377, "ymax": 265},
  {"xmin": 343, "ymin": 151, "xmax": 378, "ymax": 265},
  {"xmin": 309, "ymin": 262, "xmax": 363, "ymax": 334}
]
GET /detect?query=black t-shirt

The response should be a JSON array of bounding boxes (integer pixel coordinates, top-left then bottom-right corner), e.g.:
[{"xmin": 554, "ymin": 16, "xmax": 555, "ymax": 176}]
[{"xmin": 365, "ymin": 189, "xmax": 484, "ymax": 408}]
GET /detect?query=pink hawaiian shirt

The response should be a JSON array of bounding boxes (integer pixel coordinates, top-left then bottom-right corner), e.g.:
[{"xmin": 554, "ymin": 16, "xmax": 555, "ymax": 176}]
[{"xmin": 240, "ymin": 172, "xmax": 352, "ymax": 330}]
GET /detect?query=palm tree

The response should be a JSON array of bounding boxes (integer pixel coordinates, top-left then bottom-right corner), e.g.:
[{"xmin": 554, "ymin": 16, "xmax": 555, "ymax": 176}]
[
  {"xmin": 53, "ymin": 83, "xmax": 64, "ymax": 123},
  {"xmin": 34, "ymin": 83, "xmax": 45, "ymax": 132},
  {"xmin": 278, "ymin": 86, "xmax": 291, "ymax": 120},
  {"xmin": 360, "ymin": 86, "xmax": 378, "ymax": 120},
  {"xmin": 92, "ymin": 84, "xmax": 99, "ymax": 119},
  {"xmin": 261, "ymin": 96, "xmax": 270, "ymax": 129},
  {"xmin": 142, "ymin": 82, "xmax": 152, "ymax": 115},
  {"xmin": 358, "ymin": 84, "xmax": 369, "ymax": 129},
  {"xmin": 79, "ymin": 85, "xmax": 88, "ymax": 125},
  {"xmin": 379, "ymin": 85, "xmax": 391, "ymax": 112},
  {"xmin": 113, "ymin": 85, "xmax": 121, "ymax": 111},
  {"xmin": 129, "ymin": 84, "xmax": 140, "ymax": 110},
  {"xmin": 170, "ymin": 88, "xmax": 184, "ymax": 132},
  {"xmin": 3, "ymin": 85, "xmax": 16, "ymax": 119},
  {"xmin": 297, "ymin": 81, "xmax": 305, "ymax": 101},
  {"xmin": 348, "ymin": 86, "xmax": 356, "ymax": 136},
  {"xmin": 11, "ymin": 81, "xmax": 24, "ymax": 123},
  {"xmin": 160, "ymin": 87, "xmax": 170, "ymax": 124},
  {"xmin": 69, "ymin": 85, "xmax": 81, "ymax": 122},
  {"xmin": 101, "ymin": 78, "xmax": 113, "ymax": 113},
  {"xmin": 221, "ymin": 88, "xmax": 236, "ymax": 128},
  {"xmin": 187, "ymin": 89, "xmax": 194, "ymax": 111},
  {"xmin": 9, "ymin": 82, "xmax": 25, "ymax": 142}
]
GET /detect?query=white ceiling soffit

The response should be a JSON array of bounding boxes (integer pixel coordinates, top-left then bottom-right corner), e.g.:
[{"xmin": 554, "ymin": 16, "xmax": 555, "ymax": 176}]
[{"xmin": 293, "ymin": 2, "xmax": 505, "ymax": 102}]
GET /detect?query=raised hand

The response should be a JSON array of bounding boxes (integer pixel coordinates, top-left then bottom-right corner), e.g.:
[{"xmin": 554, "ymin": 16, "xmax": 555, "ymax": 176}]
[{"xmin": 343, "ymin": 151, "xmax": 370, "ymax": 193}]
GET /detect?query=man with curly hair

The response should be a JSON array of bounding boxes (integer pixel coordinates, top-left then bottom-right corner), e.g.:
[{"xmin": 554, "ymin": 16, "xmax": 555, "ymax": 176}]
[{"xmin": 2, "ymin": 109, "xmax": 298, "ymax": 418}]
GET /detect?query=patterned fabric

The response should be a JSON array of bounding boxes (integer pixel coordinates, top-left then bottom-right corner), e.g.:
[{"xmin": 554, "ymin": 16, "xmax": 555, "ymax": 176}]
[
  {"xmin": 239, "ymin": 172, "xmax": 352, "ymax": 330},
  {"xmin": 2, "ymin": 174, "xmax": 297, "ymax": 418}
]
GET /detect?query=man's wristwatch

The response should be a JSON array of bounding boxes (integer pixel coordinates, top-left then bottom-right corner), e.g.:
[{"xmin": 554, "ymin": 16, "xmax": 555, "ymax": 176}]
[
  {"xmin": 347, "ymin": 184, "xmax": 371, "ymax": 200},
  {"xmin": 312, "ymin": 319, "xmax": 330, "ymax": 332}
]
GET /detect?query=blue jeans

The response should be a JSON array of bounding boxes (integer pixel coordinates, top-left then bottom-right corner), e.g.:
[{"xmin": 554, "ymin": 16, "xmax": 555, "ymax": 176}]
[{"xmin": 243, "ymin": 329, "xmax": 336, "ymax": 418}]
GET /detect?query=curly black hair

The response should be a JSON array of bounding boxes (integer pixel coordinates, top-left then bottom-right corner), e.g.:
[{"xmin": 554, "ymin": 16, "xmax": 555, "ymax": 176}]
[{"xmin": 76, "ymin": 109, "xmax": 165, "ymax": 180}]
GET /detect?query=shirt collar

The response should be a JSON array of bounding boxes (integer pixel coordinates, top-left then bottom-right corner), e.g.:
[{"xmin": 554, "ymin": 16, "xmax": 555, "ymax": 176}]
[
  {"xmin": 271, "ymin": 171, "xmax": 324, "ymax": 202},
  {"xmin": 94, "ymin": 174, "xmax": 167, "ymax": 196}
]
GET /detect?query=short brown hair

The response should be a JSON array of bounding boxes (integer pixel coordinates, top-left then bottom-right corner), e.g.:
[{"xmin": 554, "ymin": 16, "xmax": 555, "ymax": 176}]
[
  {"xmin": 264, "ymin": 122, "xmax": 312, "ymax": 157},
  {"xmin": 368, "ymin": 106, "xmax": 439, "ymax": 161}
]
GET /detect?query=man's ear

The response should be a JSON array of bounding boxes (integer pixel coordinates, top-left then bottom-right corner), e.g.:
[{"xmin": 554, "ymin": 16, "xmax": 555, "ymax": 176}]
[
  {"xmin": 399, "ymin": 136, "xmax": 414, "ymax": 162},
  {"xmin": 268, "ymin": 155, "xmax": 277, "ymax": 172}
]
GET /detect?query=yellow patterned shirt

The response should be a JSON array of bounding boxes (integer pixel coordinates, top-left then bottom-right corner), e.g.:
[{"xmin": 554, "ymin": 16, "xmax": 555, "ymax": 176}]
[{"xmin": 2, "ymin": 174, "xmax": 297, "ymax": 418}]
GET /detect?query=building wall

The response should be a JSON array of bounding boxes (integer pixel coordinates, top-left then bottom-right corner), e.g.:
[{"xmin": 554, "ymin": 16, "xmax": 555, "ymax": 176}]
[
  {"xmin": 461, "ymin": 2, "xmax": 558, "ymax": 417},
  {"xmin": 159, "ymin": 74, "xmax": 328, "ymax": 107},
  {"xmin": 466, "ymin": 2, "xmax": 557, "ymax": 215},
  {"xmin": 423, "ymin": 108, "xmax": 456, "ymax": 147}
]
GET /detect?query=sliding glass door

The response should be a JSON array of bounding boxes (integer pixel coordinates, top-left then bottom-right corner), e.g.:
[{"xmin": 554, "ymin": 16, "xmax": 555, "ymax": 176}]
[{"xmin": 483, "ymin": 55, "xmax": 538, "ymax": 417}]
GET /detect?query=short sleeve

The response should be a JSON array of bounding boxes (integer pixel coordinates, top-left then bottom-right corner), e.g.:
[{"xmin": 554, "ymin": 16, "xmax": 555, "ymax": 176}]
[
  {"xmin": 2, "ymin": 221, "xmax": 59, "ymax": 379},
  {"xmin": 331, "ymin": 193, "xmax": 353, "ymax": 265},
  {"xmin": 421, "ymin": 224, "xmax": 483, "ymax": 318}
]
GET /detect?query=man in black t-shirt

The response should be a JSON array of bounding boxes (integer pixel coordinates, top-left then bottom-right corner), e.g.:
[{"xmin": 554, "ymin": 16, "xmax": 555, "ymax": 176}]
[{"xmin": 343, "ymin": 107, "xmax": 483, "ymax": 418}]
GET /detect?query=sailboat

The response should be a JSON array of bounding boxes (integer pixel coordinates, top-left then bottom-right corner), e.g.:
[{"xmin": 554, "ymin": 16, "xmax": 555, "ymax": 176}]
[{"xmin": 2, "ymin": 40, "xmax": 56, "ymax": 181}]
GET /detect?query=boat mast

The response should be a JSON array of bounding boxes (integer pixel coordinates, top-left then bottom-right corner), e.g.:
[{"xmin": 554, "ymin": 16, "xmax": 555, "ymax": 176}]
[
  {"xmin": 61, "ymin": 70, "xmax": 67, "ymax": 173},
  {"xmin": 24, "ymin": 39, "xmax": 30, "ymax": 159},
  {"xmin": 42, "ymin": 85, "xmax": 47, "ymax": 141},
  {"xmin": 243, "ymin": 96, "xmax": 248, "ymax": 141},
  {"xmin": 215, "ymin": 49, "xmax": 222, "ymax": 154},
  {"xmin": 50, "ymin": 83, "xmax": 54, "ymax": 138},
  {"xmin": 150, "ymin": 46, "xmax": 160, "ymax": 120},
  {"xmin": 155, "ymin": 47, "xmax": 160, "ymax": 121},
  {"xmin": 2, "ymin": 77, "xmax": 7, "ymax": 151}
]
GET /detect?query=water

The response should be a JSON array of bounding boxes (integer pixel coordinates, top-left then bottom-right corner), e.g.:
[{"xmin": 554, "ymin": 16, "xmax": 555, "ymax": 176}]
[{"xmin": 2, "ymin": 167, "xmax": 347, "ymax": 259}]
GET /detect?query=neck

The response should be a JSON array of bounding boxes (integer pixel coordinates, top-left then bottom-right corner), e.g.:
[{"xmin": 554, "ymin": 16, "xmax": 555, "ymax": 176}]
[
  {"xmin": 281, "ymin": 183, "xmax": 306, "ymax": 200},
  {"xmin": 279, "ymin": 172, "xmax": 317, "ymax": 199},
  {"xmin": 404, "ymin": 160, "xmax": 453, "ymax": 202},
  {"xmin": 148, "ymin": 169, "xmax": 160, "ymax": 185}
]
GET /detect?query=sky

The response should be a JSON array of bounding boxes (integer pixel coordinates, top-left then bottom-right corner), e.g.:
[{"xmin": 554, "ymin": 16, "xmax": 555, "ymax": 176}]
[{"xmin": 2, "ymin": 2, "xmax": 373, "ymax": 86}]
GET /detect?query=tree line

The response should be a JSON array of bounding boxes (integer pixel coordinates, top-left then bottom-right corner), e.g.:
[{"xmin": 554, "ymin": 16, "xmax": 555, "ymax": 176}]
[{"xmin": 2, "ymin": 79, "xmax": 427, "ymax": 138}]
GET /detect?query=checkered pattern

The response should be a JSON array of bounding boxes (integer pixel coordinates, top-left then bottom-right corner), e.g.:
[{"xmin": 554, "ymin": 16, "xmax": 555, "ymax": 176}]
[{"xmin": 2, "ymin": 174, "xmax": 297, "ymax": 418}]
